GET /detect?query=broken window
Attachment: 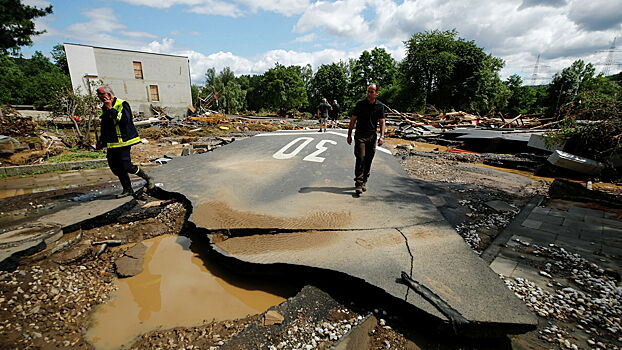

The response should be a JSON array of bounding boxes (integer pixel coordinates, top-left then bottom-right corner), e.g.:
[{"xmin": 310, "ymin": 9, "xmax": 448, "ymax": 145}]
[
  {"xmin": 133, "ymin": 61, "xmax": 143, "ymax": 79},
  {"xmin": 149, "ymin": 85, "xmax": 159, "ymax": 101}
]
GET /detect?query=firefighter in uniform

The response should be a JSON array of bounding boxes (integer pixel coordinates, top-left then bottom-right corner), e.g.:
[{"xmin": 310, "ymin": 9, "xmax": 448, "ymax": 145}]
[{"xmin": 96, "ymin": 86, "xmax": 154, "ymax": 198}]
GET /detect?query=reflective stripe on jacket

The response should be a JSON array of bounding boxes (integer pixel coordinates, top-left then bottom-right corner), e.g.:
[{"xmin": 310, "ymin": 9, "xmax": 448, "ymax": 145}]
[{"xmin": 100, "ymin": 98, "xmax": 141, "ymax": 148}]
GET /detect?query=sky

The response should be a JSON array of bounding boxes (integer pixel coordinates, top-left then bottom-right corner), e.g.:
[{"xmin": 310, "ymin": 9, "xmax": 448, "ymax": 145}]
[{"xmin": 23, "ymin": 0, "xmax": 622, "ymax": 85}]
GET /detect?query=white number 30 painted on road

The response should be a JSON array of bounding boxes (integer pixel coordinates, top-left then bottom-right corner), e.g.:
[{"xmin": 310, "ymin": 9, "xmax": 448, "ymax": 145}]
[{"xmin": 272, "ymin": 137, "xmax": 337, "ymax": 163}]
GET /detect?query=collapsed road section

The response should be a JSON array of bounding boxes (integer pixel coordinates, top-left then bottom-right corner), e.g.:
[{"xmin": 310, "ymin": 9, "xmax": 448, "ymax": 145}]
[{"xmin": 151, "ymin": 129, "xmax": 538, "ymax": 334}]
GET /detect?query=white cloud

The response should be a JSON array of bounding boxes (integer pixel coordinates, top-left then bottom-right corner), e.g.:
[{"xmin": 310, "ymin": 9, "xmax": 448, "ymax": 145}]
[
  {"xmin": 61, "ymin": 8, "xmax": 160, "ymax": 51},
  {"xmin": 22, "ymin": 0, "xmax": 51, "ymax": 7},
  {"xmin": 294, "ymin": 33, "xmax": 317, "ymax": 43},
  {"xmin": 116, "ymin": 0, "xmax": 205, "ymax": 9},
  {"xmin": 295, "ymin": 0, "xmax": 370, "ymax": 39},
  {"xmin": 142, "ymin": 38, "xmax": 176, "ymax": 53},
  {"xmin": 182, "ymin": 48, "xmax": 362, "ymax": 84},
  {"xmin": 186, "ymin": 1, "xmax": 244, "ymax": 17},
  {"xmin": 120, "ymin": 31, "xmax": 159, "ymax": 39},
  {"xmin": 118, "ymin": 0, "xmax": 308, "ymax": 16},
  {"xmin": 239, "ymin": 0, "xmax": 310, "ymax": 16}
]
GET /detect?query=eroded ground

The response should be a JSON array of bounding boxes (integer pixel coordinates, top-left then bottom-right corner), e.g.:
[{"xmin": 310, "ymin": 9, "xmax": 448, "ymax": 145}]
[{"xmin": 1, "ymin": 129, "xmax": 621, "ymax": 350}]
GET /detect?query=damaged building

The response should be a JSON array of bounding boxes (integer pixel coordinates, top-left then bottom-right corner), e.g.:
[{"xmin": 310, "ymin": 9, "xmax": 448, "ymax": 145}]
[{"xmin": 64, "ymin": 43, "xmax": 192, "ymax": 116}]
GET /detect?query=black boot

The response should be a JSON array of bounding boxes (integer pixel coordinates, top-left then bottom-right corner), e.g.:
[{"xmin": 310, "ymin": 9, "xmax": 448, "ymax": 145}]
[
  {"xmin": 136, "ymin": 168, "xmax": 155, "ymax": 190},
  {"xmin": 116, "ymin": 175, "xmax": 134, "ymax": 198}
]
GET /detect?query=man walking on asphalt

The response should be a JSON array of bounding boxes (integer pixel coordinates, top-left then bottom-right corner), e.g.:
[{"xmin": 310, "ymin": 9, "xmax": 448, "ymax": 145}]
[
  {"xmin": 96, "ymin": 86, "xmax": 154, "ymax": 198},
  {"xmin": 347, "ymin": 83, "xmax": 385, "ymax": 196},
  {"xmin": 329, "ymin": 99, "xmax": 340, "ymax": 128},
  {"xmin": 316, "ymin": 98, "xmax": 331, "ymax": 132}
]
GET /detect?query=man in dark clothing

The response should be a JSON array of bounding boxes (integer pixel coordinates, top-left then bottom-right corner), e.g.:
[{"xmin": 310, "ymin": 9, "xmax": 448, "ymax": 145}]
[
  {"xmin": 347, "ymin": 84, "xmax": 385, "ymax": 195},
  {"xmin": 96, "ymin": 86, "xmax": 154, "ymax": 198},
  {"xmin": 316, "ymin": 98, "xmax": 331, "ymax": 132},
  {"xmin": 329, "ymin": 99, "xmax": 340, "ymax": 128}
]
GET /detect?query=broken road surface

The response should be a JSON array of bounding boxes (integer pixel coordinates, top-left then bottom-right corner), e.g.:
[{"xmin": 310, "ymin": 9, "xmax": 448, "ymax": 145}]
[{"xmin": 151, "ymin": 129, "xmax": 537, "ymax": 334}]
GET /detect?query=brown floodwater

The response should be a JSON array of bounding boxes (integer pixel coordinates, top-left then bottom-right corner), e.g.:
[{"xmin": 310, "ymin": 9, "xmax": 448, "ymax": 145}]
[{"xmin": 86, "ymin": 235, "xmax": 295, "ymax": 350}]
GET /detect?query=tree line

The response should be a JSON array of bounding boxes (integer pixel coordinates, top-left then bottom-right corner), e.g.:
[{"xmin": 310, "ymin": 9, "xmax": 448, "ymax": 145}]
[
  {"xmin": 195, "ymin": 29, "xmax": 621, "ymax": 121},
  {"xmin": 1, "ymin": 25, "xmax": 620, "ymax": 122}
]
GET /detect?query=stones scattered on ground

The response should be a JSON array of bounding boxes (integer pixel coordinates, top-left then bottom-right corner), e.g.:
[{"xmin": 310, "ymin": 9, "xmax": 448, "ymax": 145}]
[
  {"xmin": 503, "ymin": 239, "xmax": 622, "ymax": 349},
  {"xmin": 485, "ymin": 200, "xmax": 518, "ymax": 213},
  {"xmin": 221, "ymin": 286, "xmax": 367, "ymax": 350}
]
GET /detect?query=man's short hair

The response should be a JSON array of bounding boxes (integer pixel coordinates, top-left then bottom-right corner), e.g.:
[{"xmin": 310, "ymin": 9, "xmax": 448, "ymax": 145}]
[{"xmin": 97, "ymin": 86, "xmax": 114, "ymax": 95}]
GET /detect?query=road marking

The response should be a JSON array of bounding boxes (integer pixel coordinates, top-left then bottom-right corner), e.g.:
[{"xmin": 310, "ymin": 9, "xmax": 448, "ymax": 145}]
[{"xmin": 257, "ymin": 131, "xmax": 392, "ymax": 154}]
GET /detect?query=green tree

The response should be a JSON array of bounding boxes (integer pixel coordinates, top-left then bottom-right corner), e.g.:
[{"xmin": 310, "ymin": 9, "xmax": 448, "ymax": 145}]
[
  {"xmin": 310, "ymin": 63, "xmax": 347, "ymax": 108},
  {"xmin": 51, "ymin": 43, "xmax": 69, "ymax": 74},
  {"xmin": 400, "ymin": 29, "xmax": 505, "ymax": 113},
  {"xmin": 546, "ymin": 60, "xmax": 596, "ymax": 118},
  {"xmin": 0, "ymin": 0, "xmax": 53, "ymax": 54},
  {"xmin": 190, "ymin": 84, "xmax": 199, "ymax": 108},
  {"xmin": 261, "ymin": 63, "xmax": 308, "ymax": 114},
  {"xmin": 0, "ymin": 55, "xmax": 26, "ymax": 104},
  {"xmin": 349, "ymin": 48, "xmax": 397, "ymax": 101},
  {"xmin": 0, "ymin": 51, "xmax": 69, "ymax": 108},
  {"xmin": 203, "ymin": 67, "xmax": 246, "ymax": 113},
  {"xmin": 15, "ymin": 51, "xmax": 70, "ymax": 108},
  {"xmin": 238, "ymin": 74, "xmax": 263, "ymax": 111}
]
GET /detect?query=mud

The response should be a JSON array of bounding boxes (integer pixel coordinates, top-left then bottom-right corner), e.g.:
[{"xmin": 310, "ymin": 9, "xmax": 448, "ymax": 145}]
[
  {"xmin": 87, "ymin": 235, "xmax": 293, "ymax": 350},
  {"xmin": 194, "ymin": 201, "xmax": 352, "ymax": 230}
]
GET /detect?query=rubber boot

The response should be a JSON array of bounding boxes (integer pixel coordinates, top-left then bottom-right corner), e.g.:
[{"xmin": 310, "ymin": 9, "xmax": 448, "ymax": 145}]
[
  {"xmin": 136, "ymin": 169, "xmax": 155, "ymax": 190},
  {"xmin": 116, "ymin": 175, "xmax": 134, "ymax": 198}
]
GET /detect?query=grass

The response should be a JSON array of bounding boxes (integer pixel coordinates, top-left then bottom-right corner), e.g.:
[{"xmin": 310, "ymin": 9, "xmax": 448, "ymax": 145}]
[{"xmin": 46, "ymin": 149, "xmax": 106, "ymax": 163}]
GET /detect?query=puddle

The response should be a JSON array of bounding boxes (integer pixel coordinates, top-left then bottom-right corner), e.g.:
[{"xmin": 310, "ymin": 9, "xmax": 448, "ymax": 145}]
[
  {"xmin": 472, "ymin": 163, "xmax": 556, "ymax": 182},
  {"xmin": 386, "ymin": 139, "xmax": 449, "ymax": 152},
  {"xmin": 86, "ymin": 235, "xmax": 295, "ymax": 350}
]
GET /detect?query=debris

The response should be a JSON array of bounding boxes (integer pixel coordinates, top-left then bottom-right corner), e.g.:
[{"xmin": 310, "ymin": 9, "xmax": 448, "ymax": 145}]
[
  {"xmin": 547, "ymin": 150, "xmax": 605, "ymax": 175},
  {"xmin": 263, "ymin": 310, "xmax": 285, "ymax": 326},
  {"xmin": 155, "ymin": 157, "xmax": 172, "ymax": 165},
  {"xmin": 114, "ymin": 243, "xmax": 147, "ymax": 277},
  {"xmin": 142, "ymin": 200, "xmax": 165, "ymax": 209},
  {"xmin": 485, "ymin": 200, "xmax": 517, "ymax": 213},
  {"xmin": 92, "ymin": 240, "xmax": 122, "ymax": 246}
]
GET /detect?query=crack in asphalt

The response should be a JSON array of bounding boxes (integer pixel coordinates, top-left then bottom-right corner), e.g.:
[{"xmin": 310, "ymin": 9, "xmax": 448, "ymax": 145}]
[{"xmin": 395, "ymin": 227, "xmax": 414, "ymax": 301}]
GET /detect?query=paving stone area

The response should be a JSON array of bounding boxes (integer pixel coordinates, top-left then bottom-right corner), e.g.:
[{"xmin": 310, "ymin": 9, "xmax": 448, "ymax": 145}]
[{"xmin": 484, "ymin": 197, "xmax": 622, "ymax": 280}]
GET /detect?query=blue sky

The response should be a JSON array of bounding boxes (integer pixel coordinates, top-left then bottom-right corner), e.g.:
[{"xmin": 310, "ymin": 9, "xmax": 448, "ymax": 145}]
[{"xmin": 24, "ymin": 0, "xmax": 622, "ymax": 85}]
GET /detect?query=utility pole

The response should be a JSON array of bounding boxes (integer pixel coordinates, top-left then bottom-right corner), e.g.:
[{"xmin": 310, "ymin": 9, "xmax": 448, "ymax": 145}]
[
  {"xmin": 531, "ymin": 54, "xmax": 541, "ymax": 86},
  {"xmin": 524, "ymin": 53, "xmax": 550, "ymax": 85},
  {"xmin": 601, "ymin": 37, "xmax": 617, "ymax": 76}
]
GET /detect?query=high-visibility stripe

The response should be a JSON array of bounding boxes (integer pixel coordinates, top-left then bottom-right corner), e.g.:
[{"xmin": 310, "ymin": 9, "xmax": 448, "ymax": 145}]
[{"xmin": 107, "ymin": 136, "xmax": 141, "ymax": 148}]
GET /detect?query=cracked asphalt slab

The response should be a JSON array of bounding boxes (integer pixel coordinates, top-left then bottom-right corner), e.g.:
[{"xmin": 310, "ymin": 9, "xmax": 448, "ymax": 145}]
[{"xmin": 150, "ymin": 129, "xmax": 538, "ymax": 334}]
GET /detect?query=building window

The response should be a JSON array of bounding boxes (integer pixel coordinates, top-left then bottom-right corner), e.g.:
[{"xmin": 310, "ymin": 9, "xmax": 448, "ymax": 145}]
[
  {"xmin": 149, "ymin": 85, "xmax": 160, "ymax": 101},
  {"xmin": 133, "ymin": 61, "xmax": 143, "ymax": 79}
]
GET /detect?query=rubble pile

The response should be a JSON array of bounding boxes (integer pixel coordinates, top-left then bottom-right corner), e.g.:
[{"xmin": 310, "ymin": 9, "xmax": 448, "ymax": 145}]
[
  {"xmin": 0, "ymin": 116, "xmax": 38, "ymax": 137},
  {"xmin": 454, "ymin": 198, "xmax": 518, "ymax": 253},
  {"xmin": 385, "ymin": 109, "xmax": 550, "ymax": 130},
  {"xmin": 0, "ymin": 264, "xmax": 116, "ymax": 348},
  {"xmin": 502, "ymin": 240, "xmax": 622, "ymax": 348},
  {"xmin": 263, "ymin": 310, "xmax": 363, "ymax": 350}
]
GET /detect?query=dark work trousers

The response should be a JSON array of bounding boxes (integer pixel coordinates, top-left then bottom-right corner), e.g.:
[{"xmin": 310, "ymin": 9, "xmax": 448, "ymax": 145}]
[
  {"xmin": 107, "ymin": 146, "xmax": 138, "ymax": 188},
  {"xmin": 354, "ymin": 134, "xmax": 377, "ymax": 186}
]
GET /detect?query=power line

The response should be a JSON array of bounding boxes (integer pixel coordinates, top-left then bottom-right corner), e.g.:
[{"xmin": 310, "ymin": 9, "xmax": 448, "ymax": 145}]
[{"xmin": 596, "ymin": 37, "xmax": 621, "ymax": 76}]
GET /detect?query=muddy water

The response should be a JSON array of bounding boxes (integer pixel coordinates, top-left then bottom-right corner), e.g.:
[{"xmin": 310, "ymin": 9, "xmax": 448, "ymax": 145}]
[{"xmin": 86, "ymin": 235, "xmax": 294, "ymax": 350}]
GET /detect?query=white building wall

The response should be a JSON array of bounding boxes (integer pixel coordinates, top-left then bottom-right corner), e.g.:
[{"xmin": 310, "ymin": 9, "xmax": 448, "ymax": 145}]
[
  {"xmin": 64, "ymin": 44, "xmax": 98, "ymax": 94},
  {"xmin": 65, "ymin": 43, "xmax": 192, "ymax": 116}
]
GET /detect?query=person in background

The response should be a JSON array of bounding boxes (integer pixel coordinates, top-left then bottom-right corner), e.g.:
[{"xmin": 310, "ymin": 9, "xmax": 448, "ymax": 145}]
[
  {"xmin": 316, "ymin": 98, "xmax": 331, "ymax": 132},
  {"xmin": 96, "ymin": 86, "xmax": 154, "ymax": 198},
  {"xmin": 329, "ymin": 99, "xmax": 340, "ymax": 128},
  {"xmin": 346, "ymin": 84, "xmax": 385, "ymax": 196}
]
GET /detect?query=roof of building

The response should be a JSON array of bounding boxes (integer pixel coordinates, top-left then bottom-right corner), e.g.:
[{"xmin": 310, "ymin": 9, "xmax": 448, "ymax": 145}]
[{"xmin": 64, "ymin": 42, "xmax": 189, "ymax": 59}]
